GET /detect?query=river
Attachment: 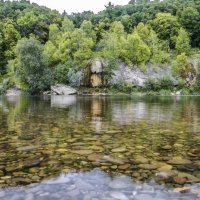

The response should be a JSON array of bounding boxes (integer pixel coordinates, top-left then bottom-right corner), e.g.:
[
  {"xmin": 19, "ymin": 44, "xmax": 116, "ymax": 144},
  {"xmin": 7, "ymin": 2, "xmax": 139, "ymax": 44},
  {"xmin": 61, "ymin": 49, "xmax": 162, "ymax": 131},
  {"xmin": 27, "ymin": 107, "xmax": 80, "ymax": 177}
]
[{"xmin": 0, "ymin": 95, "xmax": 199, "ymax": 199}]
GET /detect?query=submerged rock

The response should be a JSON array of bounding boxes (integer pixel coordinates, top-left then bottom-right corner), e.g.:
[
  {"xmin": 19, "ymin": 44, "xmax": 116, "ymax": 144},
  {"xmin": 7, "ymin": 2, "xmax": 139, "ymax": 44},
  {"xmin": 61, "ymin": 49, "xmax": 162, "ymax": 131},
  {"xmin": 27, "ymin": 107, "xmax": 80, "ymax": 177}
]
[
  {"xmin": 167, "ymin": 157, "xmax": 192, "ymax": 165},
  {"xmin": 23, "ymin": 156, "xmax": 44, "ymax": 167},
  {"xmin": 51, "ymin": 84, "xmax": 77, "ymax": 95},
  {"xmin": 71, "ymin": 150, "xmax": 93, "ymax": 155}
]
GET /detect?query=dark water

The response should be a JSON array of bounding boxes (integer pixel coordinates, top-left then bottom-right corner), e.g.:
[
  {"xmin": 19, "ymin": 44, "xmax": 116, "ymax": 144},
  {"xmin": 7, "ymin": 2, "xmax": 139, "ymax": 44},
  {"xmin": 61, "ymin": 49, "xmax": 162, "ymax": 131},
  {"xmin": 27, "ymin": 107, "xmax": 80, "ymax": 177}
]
[{"xmin": 0, "ymin": 95, "xmax": 200, "ymax": 199}]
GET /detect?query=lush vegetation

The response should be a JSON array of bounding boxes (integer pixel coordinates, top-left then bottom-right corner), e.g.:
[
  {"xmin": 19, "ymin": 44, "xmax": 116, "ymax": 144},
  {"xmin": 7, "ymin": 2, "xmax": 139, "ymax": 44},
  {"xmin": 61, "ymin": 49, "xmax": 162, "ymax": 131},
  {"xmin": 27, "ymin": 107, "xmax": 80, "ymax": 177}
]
[{"xmin": 0, "ymin": 0, "xmax": 200, "ymax": 94}]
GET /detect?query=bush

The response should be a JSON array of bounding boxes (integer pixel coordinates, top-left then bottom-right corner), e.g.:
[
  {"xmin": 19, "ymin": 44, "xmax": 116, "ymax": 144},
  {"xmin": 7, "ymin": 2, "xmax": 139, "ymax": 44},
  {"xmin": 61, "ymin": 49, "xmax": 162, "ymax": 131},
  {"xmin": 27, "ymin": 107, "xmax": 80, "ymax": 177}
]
[
  {"xmin": 0, "ymin": 78, "xmax": 12, "ymax": 94},
  {"xmin": 26, "ymin": 68, "xmax": 54, "ymax": 94},
  {"xmin": 195, "ymin": 61, "xmax": 200, "ymax": 89},
  {"xmin": 67, "ymin": 68, "xmax": 83, "ymax": 87},
  {"xmin": 54, "ymin": 62, "xmax": 72, "ymax": 84},
  {"xmin": 145, "ymin": 76, "xmax": 174, "ymax": 91},
  {"xmin": 145, "ymin": 78, "xmax": 161, "ymax": 91}
]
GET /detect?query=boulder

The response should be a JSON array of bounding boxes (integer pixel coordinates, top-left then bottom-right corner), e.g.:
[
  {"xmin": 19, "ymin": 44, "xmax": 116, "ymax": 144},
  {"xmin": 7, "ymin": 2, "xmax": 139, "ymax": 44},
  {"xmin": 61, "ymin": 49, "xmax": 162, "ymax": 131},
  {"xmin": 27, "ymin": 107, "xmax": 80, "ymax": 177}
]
[
  {"xmin": 51, "ymin": 84, "xmax": 77, "ymax": 95},
  {"xmin": 6, "ymin": 87, "xmax": 21, "ymax": 96},
  {"xmin": 90, "ymin": 59, "xmax": 103, "ymax": 73}
]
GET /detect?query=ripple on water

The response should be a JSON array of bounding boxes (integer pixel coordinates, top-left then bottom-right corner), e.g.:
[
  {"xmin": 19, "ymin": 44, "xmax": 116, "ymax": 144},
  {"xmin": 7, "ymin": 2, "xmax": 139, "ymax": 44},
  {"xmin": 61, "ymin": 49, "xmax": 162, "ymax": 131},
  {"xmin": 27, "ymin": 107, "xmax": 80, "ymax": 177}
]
[{"xmin": 0, "ymin": 170, "xmax": 200, "ymax": 200}]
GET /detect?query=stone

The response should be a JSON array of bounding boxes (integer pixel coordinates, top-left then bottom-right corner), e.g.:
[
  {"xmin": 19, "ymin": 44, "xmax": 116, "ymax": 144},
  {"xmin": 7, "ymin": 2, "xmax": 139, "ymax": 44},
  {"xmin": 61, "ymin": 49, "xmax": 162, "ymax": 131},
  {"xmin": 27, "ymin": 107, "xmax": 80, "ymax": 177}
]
[
  {"xmin": 110, "ymin": 191, "xmax": 129, "ymax": 200},
  {"xmin": 51, "ymin": 84, "xmax": 77, "ymax": 95},
  {"xmin": 23, "ymin": 156, "xmax": 44, "ymax": 167},
  {"xmin": 174, "ymin": 187, "xmax": 191, "ymax": 193},
  {"xmin": 0, "ymin": 170, "xmax": 4, "ymax": 176},
  {"xmin": 111, "ymin": 62, "xmax": 175, "ymax": 87},
  {"xmin": 134, "ymin": 156, "xmax": 149, "ymax": 164},
  {"xmin": 90, "ymin": 74, "xmax": 103, "ymax": 87},
  {"xmin": 5, "ymin": 165, "xmax": 22, "ymax": 172},
  {"xmin": 13, "ymin": 177, "xmax": 32, "ymax": 184},
  {"xmin": 173, "ymin": 176, "xmax": 187, "ymax": 184},
  {"xmin": 158, "ymin": 164, "xmax": 172, "ymax": 172},
  {"xmin": 71, "ymin": 150, "xmax": 93, "ymax": 155},
  {"xmin": 17, "ymin": 146, "xmax": 38, "ymax": 151},
  {"xmin": 55, "ymin": 149, "xmax": 68, "ymax": 153},
  {"xmin": 87, "ymin": 154, "xmax": 102, "ymax": 162},
  {"xmin": 138, "ymin": 164, "xmax": 158, "ymax": 170},
  {"xmin": 90, "ymin": 59, "xmax": 103, "ymax": 73},
  {"xmin": 118, "ymin": 164, "xmax": 131, "ymax": 170},
  {"xmin": 155, "ymin": 171, "xmax": 175, "ymax": 182},
  {"xmin": 111, "ymin": 147, "xmax": 127, "ymax": 153},
  {"xmin": 167, "ymin": 157, "xmax": 192, "ymax": 165},
  {"xmin": 102, "ymin": 155, "xmax": 124, "ymax": 164},
  {"xmin": 6, "ymin": 87, "xmax": 21, "ymax": 96},
  {"xmin": 177, "ymin": 172, "xmax": 200, "ymax": 183},
  {"xmin": 31, "ymin": 175, "xmax": 40, "ymax": 181},
  {"xmin": 161, "ymin": 145, "xmax": 172, "ymax": 150},
  {"xmin": 1, "ymin": 176, "xmax": 11, "ymax": 180}
]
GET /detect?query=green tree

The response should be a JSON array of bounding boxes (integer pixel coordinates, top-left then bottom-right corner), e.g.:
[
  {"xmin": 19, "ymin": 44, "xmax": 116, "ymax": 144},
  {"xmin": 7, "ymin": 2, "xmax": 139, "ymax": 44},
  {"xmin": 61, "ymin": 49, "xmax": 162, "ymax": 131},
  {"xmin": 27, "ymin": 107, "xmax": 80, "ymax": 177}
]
[
  {"xmin": 80, "ymin": 20, "xmax": 96, "ymax": 41},
  {"xmin": 61, "ymin": 17, "xmax": 75, "ymax": 33},
  {"xmin": 121, "ymin": 32, "xmax": 151, "ymax": 66},
  {"xmin": 172, "ymin": 53, "xmax": 189, "ymax": 75},
  {"xmin": 179, "ymin": 7, "xmax": 200, "ymax": 47},
  {"xmin": 2, "ymin": 19, "xmax": 21, "ymax": 61},
  {"xmin": 175, "ymin": 28, "xmax": 190, "ymax": 55},
  {"xmin": 150, "ymin": 13, "xmax": 181, "ymax": 48},
  {"xmin": 14, "ymin": 38, "xmax": 52, "ymax": 93}
]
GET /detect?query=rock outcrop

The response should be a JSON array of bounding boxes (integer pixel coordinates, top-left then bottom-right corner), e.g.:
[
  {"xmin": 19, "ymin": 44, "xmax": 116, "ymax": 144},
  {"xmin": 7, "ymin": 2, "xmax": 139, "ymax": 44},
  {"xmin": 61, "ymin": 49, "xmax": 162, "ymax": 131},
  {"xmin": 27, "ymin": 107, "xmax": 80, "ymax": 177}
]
[
  {"xmin": 82, "ymin": 58, "xmax": 104, "ymax": 87},
  {"xmin": 51, "ymin": 84, "xmax": 77, "ymax": 95},
  {"xmin": 111, "ymin": 62, "xmax": 176, "ymax": 87}
]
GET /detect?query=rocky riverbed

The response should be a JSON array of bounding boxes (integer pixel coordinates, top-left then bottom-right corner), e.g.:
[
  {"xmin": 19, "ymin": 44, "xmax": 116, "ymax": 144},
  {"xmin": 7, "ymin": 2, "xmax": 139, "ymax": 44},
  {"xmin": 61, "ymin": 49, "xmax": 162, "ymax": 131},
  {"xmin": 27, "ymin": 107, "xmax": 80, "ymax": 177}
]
[{"xmin": 0, "ymin": 95, "xmax": 200, "ymax": 199}]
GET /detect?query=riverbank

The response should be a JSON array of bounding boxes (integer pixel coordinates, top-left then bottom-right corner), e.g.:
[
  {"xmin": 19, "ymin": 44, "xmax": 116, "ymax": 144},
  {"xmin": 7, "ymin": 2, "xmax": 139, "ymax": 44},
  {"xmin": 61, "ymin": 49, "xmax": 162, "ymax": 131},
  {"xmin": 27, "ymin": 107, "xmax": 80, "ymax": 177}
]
[{"xmin": 76, "ymin": 87, "xmax": 200, "ymax": 96}]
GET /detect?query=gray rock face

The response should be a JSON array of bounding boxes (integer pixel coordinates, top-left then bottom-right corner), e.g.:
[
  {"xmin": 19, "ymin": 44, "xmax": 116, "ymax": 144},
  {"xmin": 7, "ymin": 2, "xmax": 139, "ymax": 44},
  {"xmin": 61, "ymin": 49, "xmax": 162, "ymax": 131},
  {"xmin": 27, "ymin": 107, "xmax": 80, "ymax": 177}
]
[
  {"xmin": 111, "ymin": 62, "xmax": 175, "ymax": 87},
  {"xmin": 51, "ymin": 84, "xmax": 77, "ymax": 95},
  {"xmin": 90, "ymin": 58, "xmax": 103, "ymax": 73}
]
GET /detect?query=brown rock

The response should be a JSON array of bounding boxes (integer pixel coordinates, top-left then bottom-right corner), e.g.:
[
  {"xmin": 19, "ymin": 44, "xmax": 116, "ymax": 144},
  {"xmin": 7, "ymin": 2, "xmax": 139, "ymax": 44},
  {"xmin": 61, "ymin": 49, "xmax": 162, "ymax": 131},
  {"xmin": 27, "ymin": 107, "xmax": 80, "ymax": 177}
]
[
  {"xmin": 158, "ymin": 164, "xmax": 173, "ymax": 172},
  {"xmin": 118, "ymin": 164, "xmax": 131, "ymax": 170},
  {"xmin": 138, "ymin": 164, "xmax": 158, "ymax": 170},
  {"xmin": 134, "ymin": 156, "xmax": 149, "ymax": 164},
  {"xmin": 71, "ymin": 150, "xmax": 93, "ymax": 155},
  {"xmin": 173, "ymin": 176, "xmax": 187, "ymax": 185},
  {"xmin": 162, "ymin": 145, "xmax": 172, "ymax": 150},
  {"xmin": 167, "ymin": 157, "xmax": 192, "ymax": 165},
  {"xmin": 87, "ymin": 154, "xmax": 102, "ymax": 162},
  {"xmin": 174, "ymin": 187, "xmax": 191, "ymax": 193}
]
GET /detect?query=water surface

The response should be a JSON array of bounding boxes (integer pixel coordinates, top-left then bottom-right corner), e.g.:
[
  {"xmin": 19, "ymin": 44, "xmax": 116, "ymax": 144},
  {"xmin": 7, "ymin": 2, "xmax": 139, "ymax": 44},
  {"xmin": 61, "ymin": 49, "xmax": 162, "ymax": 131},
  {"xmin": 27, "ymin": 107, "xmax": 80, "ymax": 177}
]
[{"xmin": 0, "ymin": 95, "xmax": 200, "ymax": 199}]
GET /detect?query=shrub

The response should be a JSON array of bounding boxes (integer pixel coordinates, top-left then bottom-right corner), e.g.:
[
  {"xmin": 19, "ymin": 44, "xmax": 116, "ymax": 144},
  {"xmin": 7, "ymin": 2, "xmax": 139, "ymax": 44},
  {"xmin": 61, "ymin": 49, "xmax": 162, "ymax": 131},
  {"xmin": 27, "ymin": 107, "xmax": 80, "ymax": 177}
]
[
  {"xmin": 67, "ymin": 68, "xmax": 83, "ymax": 87},
  {"xmin": 145, "ymin": 76, "xmax": 174, "ymax": 91},
  {"xmin": 54, "ymin": 62, "xmax": 72, "ymax": 84}
]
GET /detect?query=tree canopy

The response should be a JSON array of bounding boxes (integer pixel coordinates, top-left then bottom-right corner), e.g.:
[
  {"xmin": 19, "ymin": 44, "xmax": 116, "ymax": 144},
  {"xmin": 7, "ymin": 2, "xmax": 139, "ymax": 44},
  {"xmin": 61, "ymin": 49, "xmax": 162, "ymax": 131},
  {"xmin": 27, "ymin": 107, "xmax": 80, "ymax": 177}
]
[{"xmin": 0, "ymin": 0, "xmax": 199, "ymax": 93}]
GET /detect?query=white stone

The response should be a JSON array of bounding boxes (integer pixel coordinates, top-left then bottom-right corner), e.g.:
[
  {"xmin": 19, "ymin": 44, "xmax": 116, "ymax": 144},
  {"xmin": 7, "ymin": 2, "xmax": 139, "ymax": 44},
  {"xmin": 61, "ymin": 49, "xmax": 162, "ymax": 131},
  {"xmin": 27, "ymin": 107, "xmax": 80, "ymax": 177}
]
[{"xmin": 51, "ymin": 84, "xmax": 77, "ymax": 95}]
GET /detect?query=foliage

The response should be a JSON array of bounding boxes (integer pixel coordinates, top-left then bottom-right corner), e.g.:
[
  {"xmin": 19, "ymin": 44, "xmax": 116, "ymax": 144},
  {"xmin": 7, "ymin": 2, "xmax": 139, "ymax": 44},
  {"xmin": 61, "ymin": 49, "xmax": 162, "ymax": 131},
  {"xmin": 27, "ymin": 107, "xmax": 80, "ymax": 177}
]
[
  {"xmin": 121, "ymin": 32, "xmax": 151, "ymax": 66},
  {"xmin": 0, "ymin": 0, "xmax": 199, "ymax": 93},
  {"xmin": 172, "ymin": 53, "xmax": 189, "ymax": 75},
  {"xmin": 14, "ymin": 38, "xmax": 52, "ymax": 94},
  {"xmin": 67, "ymin": 68, "xmax": 83, "ymax": 87},
  {"xmin": 175, "ymin": 28, "xmax": 190, "ymax": 55},
  {"xmin": 145, "ymin": 76, "xmax": 174, "ymax": 91},
  {"xmin": 195, "ymin": 61, "xmax": 200, "ymax": 89}
]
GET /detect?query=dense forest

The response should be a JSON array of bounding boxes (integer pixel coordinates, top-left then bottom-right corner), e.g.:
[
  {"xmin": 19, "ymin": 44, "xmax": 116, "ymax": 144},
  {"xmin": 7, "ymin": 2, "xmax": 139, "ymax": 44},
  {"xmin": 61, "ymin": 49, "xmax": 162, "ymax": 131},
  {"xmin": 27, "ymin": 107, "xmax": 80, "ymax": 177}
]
[{"xmin": 0, "ymin": 0, "xmax": 200, "ymax": 94}]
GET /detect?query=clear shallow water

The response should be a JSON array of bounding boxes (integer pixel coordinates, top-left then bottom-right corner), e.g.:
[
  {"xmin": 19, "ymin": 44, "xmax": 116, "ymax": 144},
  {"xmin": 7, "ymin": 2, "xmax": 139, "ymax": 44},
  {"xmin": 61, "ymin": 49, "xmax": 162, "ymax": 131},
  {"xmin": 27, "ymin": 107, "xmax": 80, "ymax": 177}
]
[{"xmin": 0, "ymin": 95, "xmax": 200, "ymax": 199}]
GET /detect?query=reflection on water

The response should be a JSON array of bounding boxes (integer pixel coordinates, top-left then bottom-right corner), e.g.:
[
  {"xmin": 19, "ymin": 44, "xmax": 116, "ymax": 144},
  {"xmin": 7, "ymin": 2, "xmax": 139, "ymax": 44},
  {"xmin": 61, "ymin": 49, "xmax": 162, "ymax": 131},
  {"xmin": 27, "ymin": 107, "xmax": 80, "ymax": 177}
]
[
  {"xmin": 0, "ymin": 170, "xmax": 199, "ymax": 200},
  {"xmin": 0, "ymin": 95, "xmax": 200, "ymax": 198}
]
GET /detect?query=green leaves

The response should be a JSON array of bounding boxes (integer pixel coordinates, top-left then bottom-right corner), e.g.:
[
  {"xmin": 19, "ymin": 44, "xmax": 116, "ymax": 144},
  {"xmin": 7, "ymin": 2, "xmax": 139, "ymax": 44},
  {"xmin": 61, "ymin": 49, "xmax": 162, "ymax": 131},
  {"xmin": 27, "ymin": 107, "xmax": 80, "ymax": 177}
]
[{"xmin": 175, "ymin": 28, "xmax": 190, "ymax": 55}]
